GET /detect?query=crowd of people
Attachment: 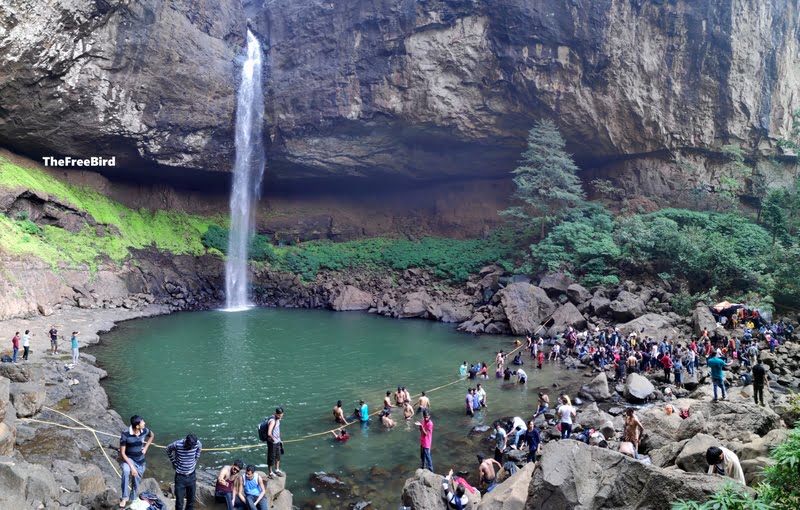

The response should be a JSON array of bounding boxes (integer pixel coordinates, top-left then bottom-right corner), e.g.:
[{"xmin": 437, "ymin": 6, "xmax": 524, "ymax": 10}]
[{"xmin": 19, "ymin": 308, "xmax": 791, "ymax": 509}]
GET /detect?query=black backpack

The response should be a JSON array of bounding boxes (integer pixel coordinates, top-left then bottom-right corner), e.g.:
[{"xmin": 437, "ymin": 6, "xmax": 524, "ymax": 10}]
[{"xmin": 257, "ymin": 417, "xmax": 271, "ymax": 441}]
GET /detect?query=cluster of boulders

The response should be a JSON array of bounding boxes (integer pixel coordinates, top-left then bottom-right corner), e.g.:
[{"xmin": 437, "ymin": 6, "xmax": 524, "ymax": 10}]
[
  {"xmin": 401, "ymin": 319, "xmax": 800, "ymax": 509},
  {"xmin": 253, "ymin": 267, "xmax": 695, "ymax": 343}
]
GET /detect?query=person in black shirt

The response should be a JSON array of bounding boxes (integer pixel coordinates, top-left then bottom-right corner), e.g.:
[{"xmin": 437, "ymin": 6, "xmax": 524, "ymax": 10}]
[
  {"xmin": 119, "ymin": 415, "xmax": 154, "ymax": 507},
  {"xmin": 48, "ymin": 325, "xmax": 58, "ymax": 355},
  {"xmin": 752, "ymin": 362, "xmax": 769, "ymax": 406}
]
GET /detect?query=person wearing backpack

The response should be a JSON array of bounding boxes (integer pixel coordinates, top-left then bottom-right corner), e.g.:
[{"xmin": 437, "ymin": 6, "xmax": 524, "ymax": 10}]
[
  {"xmin": 265, "ymin": 408, "xmax": 284, "ymax": 479},
  {"xmin": 442, "ymin": 469, "xmax": 469, "ymax": 509}
]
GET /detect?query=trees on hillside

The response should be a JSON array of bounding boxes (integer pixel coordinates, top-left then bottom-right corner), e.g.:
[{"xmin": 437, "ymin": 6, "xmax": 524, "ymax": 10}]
[{"xmin": 501, "ymin": 120, "xmax": 585, "ymax": 238}]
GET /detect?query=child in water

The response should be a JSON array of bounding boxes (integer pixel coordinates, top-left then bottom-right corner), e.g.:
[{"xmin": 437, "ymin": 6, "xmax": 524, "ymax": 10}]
[{"xmin": 332, "ymin": 429, "xmax": 349, "ymax": 442}]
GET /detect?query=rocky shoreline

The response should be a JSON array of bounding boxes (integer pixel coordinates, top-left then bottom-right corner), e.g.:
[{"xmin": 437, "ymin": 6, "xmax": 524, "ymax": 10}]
[{"xmin": 2, "ymin": 252, "xmax": 800, "ymax": 509}]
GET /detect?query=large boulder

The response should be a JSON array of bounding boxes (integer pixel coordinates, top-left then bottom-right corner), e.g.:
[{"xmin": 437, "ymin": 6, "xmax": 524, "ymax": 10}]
[
  {"xmin": 478, "ymin": 462, "xmax": 533, "ymax": 510},
  {"xmin": 692, "ymin": 302, "xmax": 717, "ymax": 337},
  {"xmin": 617, "ymin": 314, "xmax": 680, "ymax": 341},
  {"xmin": 566, "ymin": 284, "xmax": 592, "ymax": 305},
  {"xmin": 624, "ymin": 373, "xmax": 655, "ymax": 402},
  {"xmin": 538, "ymin": 273, "xmax": 574, "ymax": 297},
  {"xmin": 609, "ymin": 291, "xmax": 647, "ymax": 321},
  {"xmin": 498, "ymin": 283, "xmax": 556, "ymax": 335},
  {"xmin": 0, "ymin": 458, "xmax": 59, "ymax": 508},
  {"xmin": 675, "ymin": 433, "xmax": 719, "ymax": 474},
  {"xmin": 740, "ymin": 429, "xmax": 788, "ymax": 461},
  {"xmin": 330, "ymin": 285, "xmax": 373, "ymax": 311},
  {"xmin": 398, "ymin": 291, "xmax": 432, "ymax": 318},
  {"xmin": 576, "ymin": 402, "xmax": 615, "ymax": 431},
  {"xmin": 528, "ymin": 441, "xmax": 727, "ymax": 509},
  {"xmin": 9, "ymin": 381, "xmax": 45, "ymax": 417},
  {"xmin": 579, "ymin": 372, "xmax": 612, "ymax": 402},
  {"xmin": 402, "ymin": 469, "xmax": 481, "ymax": 509},
  {"xmin": 676, "ymin": 411, "xmax": 708, "ymax": 441},
  {"xmin": 546, "ymin": 302, "xmax": 587, "ymax": 337},
  {"xmin": 437, "ymin": 302, "xmax": 473, "ymax": 323},
  {"xmin": 0, "ymin": 422, "xmax": 15, "ymax": 456},
  {"xmin": 589, "ymin": 294, "xmax": 611, "ymax": 317},
  {"xmin": 687, "ymin": 400, "xmax": 783, "ymax": 440}
]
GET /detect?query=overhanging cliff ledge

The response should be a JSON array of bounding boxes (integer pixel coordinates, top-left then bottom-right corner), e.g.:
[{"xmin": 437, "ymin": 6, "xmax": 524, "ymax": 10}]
[{"xmin": 0, "ymin": 0, "xmax": 797, "ymax": 191}]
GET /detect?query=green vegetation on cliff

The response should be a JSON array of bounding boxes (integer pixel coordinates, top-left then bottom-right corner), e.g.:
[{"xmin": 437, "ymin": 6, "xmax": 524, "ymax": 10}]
[
  {"xmin": 201, "ymin": 225, "xmax": 514, "ymax": 281},
  {"xmin": 0, "ymin": 157, "xmax": 217, "ymax": 270}
]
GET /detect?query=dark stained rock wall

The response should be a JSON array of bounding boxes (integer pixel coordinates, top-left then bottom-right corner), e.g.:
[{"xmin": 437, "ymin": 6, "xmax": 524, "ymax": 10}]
[{"xmin": 0, "ymin": 0, "xmax": 797, "ymax": 190}]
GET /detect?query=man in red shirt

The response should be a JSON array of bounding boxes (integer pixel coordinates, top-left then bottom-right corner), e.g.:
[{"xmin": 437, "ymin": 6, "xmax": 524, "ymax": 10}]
[
  {"xmin": 660, "ymin": 352, "xmax": 673, "ymax": 383},
  {"xmin": 416, "ymin": 410, "xmax": 434, "ymax": 471},
  {"xmin": 11, "ymin": 332, "xmax": 20, "ymax": 363}
]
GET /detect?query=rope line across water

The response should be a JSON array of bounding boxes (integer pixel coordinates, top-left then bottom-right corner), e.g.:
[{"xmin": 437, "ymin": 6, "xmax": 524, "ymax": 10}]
[{"xmin": 20, "ymin": 315, "xmax": 554, "ymax": 473}]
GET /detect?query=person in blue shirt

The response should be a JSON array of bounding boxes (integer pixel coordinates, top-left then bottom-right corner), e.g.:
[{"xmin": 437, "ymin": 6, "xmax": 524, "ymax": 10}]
[
  {"xmin": 459, "ymin": 362, "xmax": 468, "ymax": 377},
  {"xmin": 359, "ymin": 400, "xmax": 369, "ymax": 426},
  {"xmin": 233, "ymin": 465, "xmax": 268, "ymax": 509},
  {"xmin": 707, "ymin": 352, "xmax": 732, "ymax": 402}
]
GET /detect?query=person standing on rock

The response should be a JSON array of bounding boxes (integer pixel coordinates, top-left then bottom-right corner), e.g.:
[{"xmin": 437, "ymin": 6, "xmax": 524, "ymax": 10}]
[
  {"xmin": 119, "ymin": 415, "xmax": 154, "ymax": 508},
  {"xmin": 622, "ymin": 408, "xmax": 644, "ymax": 458},
  {"xmin": 166, "ymin": 433, "xmax": 202, "ymax": 510},
  {"xmin": 266, "ymin": 407, "xmax": 285, "ymax": 478},
  {"xmin": 557, "ymin": 396, "xmax": 576, "ymax": 440},
  {"xmin": 21, "ymin": 330, "xmax": 31, "ymax": 361},
  {"xmin": 706, "ymin": 446, "xmax": 746, "ymax": 485},
  {"xmin": 752, "ymin": 360, "xmax": 769, "ymax": 406},
  {"xmin": 659, "ymin": 351, "xmax": 673, "ymax": 383},
  {"xmin": 707, "ymin": 352, "xmax": 732, "ymax": 403},
  {"xmin": 415, "ymin": 409, "xmax": 434, "ymax": 472},
  {"xmin": 48, "ymin": 325, "xmax": 59, "ymax": 354},
  {"xmin": 11, "ymin": 331, "xmax": 19, "ymax": 363},
  {"xmin": 70, "ymin": 331, "xmax": 80, "ymax": 364}
]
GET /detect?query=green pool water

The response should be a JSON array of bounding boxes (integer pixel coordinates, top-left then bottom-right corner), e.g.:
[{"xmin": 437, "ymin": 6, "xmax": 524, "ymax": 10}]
[{"xmin": 92, "ymin": 308, "xmax": 584, "ymax": 508}]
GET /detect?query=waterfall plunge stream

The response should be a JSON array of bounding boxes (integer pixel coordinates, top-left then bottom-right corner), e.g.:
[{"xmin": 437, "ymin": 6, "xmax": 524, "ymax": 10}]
[{"xmin": 225, "ymin": 30, "xmax": 265, "ymax": 311}]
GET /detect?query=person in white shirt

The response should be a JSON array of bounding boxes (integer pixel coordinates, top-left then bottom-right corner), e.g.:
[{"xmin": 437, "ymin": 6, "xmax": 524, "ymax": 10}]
[
  {"xmin": 706, "ymin": 446, "xmax": 746, "ymax": 485},
  {"xmin": 516, "ymin": 368, "xmax": 527, "ymax": 384},
  {"xmin": 22, "ymin": 329, "xmax": 31, "ymax": 361},
  {"xmin": 557, "ymin": 396, "xmax": 576, "ymax": 439}
]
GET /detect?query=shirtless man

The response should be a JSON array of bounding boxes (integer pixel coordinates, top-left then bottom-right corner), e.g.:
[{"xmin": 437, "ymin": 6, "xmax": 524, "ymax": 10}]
[
  {"xmin": 332, "ymin": 400, "xmax": 349, "ymax": 425},
  {"xmin": 380, "ymin": 408, "xmax": 395, "ymax": 429},
  {"xmin": 477, "ymin": 454, "xmax": 502, "ymax": 487},
  {"xmin": 415, "ymin": 392, "xmax": 431, "ymax": 414},
  {"xmin": 384, "ymin": 391, "xmax": 395, "ymax": 411},
  {"xmin": 534, "ymin": 392, "xmax": 550, "ymax": 418},
  {"xmin": 394, "ymin": 387, "xmax": 405, "ymax": 407},
  {"xmin": 403, "ymin": 400, "xmax": 414, "ymax": 420},
  {"xmin": 402, "ymin": 387, "xmax": 411, "ymax": 404}
]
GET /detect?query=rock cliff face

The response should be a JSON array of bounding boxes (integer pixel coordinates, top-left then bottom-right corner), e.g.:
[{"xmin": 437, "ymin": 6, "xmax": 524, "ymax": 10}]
[{"xmin": 0, "ymin": 0, "xmax": 798, "ymax": 191}]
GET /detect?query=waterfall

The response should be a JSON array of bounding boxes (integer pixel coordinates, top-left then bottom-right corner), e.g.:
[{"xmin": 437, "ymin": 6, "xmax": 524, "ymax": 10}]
[{"xmin": 225, "ymin": 30, "xmax": 265, "ymax": 311}]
